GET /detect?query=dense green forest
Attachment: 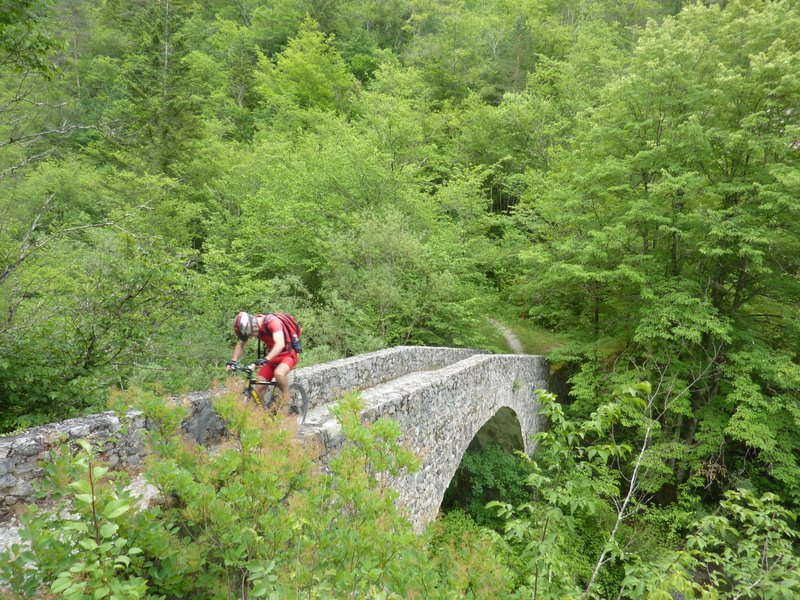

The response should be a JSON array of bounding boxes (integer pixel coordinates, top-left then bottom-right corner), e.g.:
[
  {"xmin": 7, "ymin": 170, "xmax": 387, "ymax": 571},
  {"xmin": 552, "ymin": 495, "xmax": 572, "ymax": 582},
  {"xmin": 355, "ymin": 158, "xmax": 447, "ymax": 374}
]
[{"xmin": 1, "ymin": 0, "xmax": 799, "ymax": 597}]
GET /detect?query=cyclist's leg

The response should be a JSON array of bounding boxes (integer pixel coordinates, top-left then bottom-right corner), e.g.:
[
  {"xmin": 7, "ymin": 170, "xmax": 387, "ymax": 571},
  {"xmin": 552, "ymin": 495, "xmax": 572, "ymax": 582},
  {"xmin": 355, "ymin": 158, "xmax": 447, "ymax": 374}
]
[
  {"xmin": 272, "ymin": 352, "xmax": 298, "ymax": 411},
  {"xmin": 273, "ymin": 362, "xmax": 291, "ymax": 410},
  {"xmin": 256, "ymin": 361, "xmax": 278, "ymax": 406},
  {"xmin": 252, "ymin": 383, "xmax": 268, "ymax": 406}
]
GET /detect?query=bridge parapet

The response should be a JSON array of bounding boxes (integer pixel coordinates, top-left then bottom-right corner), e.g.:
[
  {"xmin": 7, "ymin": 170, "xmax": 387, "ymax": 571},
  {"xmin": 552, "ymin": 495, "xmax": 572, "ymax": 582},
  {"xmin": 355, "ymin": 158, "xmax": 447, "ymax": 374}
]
[
  {"xmin": 0, "ymin": 346, "xmax": 485, "ymax": 521},
  {"xmin": 291, "ymin": 346, "xmax": 486, "ymax": 409}
]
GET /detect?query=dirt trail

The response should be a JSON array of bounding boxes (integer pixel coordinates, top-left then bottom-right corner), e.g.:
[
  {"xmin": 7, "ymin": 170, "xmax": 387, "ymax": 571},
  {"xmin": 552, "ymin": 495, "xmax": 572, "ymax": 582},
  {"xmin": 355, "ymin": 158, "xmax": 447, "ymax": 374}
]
[{"xmin": 488, "ymin": 318, "xmax": 525, "ymax": 354}]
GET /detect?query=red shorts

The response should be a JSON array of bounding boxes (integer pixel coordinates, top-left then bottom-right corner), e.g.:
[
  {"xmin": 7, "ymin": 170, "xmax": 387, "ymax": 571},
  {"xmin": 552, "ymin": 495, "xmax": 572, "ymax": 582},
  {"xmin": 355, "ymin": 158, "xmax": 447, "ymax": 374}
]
[{"xmin": 257, "ymin": 350, "xmax": 297, "ymax": 381}]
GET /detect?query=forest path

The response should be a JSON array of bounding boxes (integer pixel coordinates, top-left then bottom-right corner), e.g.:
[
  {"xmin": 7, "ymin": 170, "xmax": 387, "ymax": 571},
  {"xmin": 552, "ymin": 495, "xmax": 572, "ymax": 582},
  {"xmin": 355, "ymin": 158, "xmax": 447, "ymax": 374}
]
[{"xmin": 488, "ymin": 318, "xmax": 525, "ymax": 354}]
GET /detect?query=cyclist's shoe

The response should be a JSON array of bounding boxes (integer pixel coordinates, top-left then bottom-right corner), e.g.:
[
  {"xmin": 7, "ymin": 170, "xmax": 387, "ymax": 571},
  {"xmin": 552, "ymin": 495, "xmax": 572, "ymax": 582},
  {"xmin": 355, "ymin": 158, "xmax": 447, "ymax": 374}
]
[{"xmin": 226, "ymin": 360, "xmax": 238, "ymax": 370}]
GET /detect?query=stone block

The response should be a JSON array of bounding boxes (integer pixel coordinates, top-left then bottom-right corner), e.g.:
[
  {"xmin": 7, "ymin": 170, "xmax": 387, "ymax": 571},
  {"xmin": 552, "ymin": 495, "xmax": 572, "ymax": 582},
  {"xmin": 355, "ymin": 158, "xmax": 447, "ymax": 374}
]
[
  {"xmin": 0, "ymin": 474, "xmax": 17, "ymax": 490},
  {"xmin": 11, "ymin": 480, "xmax": 34, "ymax": 497},
  {"xmin": 67, "ymin": 425, "xmax": 91, "ymax": 438},
  {"xmin": 19, "ymin": 440, "xmax": 44, "ymax": 457},
  {"xmin": 14, "ymin": 465, "xmax": 36, "ymax": 476}
]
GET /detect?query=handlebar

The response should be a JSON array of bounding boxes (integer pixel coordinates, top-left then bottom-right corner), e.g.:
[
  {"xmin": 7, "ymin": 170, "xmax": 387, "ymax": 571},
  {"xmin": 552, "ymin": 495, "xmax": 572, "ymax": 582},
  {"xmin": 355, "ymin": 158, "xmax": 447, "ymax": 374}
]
[{"xmin": 228, "ymin": 362, "xmax": 273, "ymax": 384}]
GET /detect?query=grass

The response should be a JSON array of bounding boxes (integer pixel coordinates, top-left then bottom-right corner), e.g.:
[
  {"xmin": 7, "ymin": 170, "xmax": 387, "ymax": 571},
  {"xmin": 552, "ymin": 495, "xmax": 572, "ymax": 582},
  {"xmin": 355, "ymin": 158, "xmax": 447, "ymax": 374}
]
[
  {"xmin": 475, "ymin": 317, "xmax": 513, "ymax": 353},
  {"xmin": 505, "ymin": 320, "xmax": 566, "ymax": 355},
  {"xmin": 485, "ymin": 313, "xmax": 568, "ymax": 356}
]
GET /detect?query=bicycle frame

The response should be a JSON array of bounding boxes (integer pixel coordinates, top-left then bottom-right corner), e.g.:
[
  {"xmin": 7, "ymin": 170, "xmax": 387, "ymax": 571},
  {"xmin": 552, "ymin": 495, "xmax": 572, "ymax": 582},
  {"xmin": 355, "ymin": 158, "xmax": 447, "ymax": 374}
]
[
  {"xmin": 238, "ymin": 365, "xmax": 281, "ymax": 409},
  {"xmin": 232, "ymin": 364, "xmax": 310, "ymax": 423}
]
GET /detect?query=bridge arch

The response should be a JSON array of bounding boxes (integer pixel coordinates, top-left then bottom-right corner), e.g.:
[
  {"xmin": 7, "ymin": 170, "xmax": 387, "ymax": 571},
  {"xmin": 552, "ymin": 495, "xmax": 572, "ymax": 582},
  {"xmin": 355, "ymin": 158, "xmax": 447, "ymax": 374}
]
[
  {"xmin": 441, "ymin": 406, "xmax": 527, "ymax": 516},
  {"xmin": 393, "ymin": 374, "xmax": 543, "ymax": 530},
  {"xmin": 1, "ymin": 346, "xmax": 548, "ymax": 540},
  {"xmin": 298, "ymin": 350, "xmax": 549, "ymax": 531}
]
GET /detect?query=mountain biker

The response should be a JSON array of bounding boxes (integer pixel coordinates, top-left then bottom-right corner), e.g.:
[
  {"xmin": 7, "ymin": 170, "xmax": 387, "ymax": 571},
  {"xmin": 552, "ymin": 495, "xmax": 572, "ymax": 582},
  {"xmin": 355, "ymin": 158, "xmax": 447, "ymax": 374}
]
[{"xmin": 226, "ymin": 312, "xmax": 298, "ymax": 410}]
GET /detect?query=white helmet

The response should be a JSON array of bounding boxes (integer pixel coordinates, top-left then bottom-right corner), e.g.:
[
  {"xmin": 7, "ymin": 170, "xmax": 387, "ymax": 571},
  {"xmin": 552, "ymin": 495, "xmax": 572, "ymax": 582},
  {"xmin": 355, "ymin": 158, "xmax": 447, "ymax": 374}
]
[{"xmin": 233, "ymin": 311, "xmax": 256, "ymax": 341}]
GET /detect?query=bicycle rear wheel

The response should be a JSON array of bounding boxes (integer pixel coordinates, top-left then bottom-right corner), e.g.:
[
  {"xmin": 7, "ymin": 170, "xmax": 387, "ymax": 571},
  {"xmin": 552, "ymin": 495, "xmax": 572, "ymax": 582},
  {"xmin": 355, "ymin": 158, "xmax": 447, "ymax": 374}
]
[{"xmin": 288, "ymin": 382, "xmax": 309, "ymax": 424}]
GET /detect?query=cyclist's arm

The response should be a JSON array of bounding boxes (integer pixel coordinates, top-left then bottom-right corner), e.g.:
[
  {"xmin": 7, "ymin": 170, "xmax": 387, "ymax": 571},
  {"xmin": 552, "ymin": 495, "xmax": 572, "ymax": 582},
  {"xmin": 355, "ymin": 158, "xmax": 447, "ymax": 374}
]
[
  {"xmin": 230, "ymin": 339, "xmax": 247, "ymax": 363},
  {"xmin": 263, "ymin": 330, "xmax": 286, "ymax": 362}
]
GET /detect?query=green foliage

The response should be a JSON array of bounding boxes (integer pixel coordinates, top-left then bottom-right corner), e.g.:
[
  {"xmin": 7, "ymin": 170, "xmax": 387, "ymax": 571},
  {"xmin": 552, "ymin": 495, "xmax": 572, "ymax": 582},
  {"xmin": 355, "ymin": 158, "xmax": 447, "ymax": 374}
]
[
  {"xmin": 427, "ymin": 509, "xmax": 515, "ymax": 597},
  {"xmin": 0, "ymin": 225, "xmax": 193, "ymax": 430},
  {"xmin": 250, "ymin": 0, "xmax": 311, "ymax": 55},
  {"xmin": 0, "ymin": 0, "xmax": 61, "ymax": 76},
  {"xmin": 255, "ymin": 17, "xmax": 356, "ymax": 114},
  {"xmin": 0, "ymin": 0, "xmax": 709, "ymax": 436},
  {"xmin": 442, "ymin": 444, "xmax": 532, "ymax": 528},
  {"xmin": 487, "ymin": 389, "xmax": 637, "ymax": 597},
  {"xmin": 515, "ymin": 0, "xmax": 800, "ymax": 509},
  {"xmin": 484, "ymin": 387, "xmax": 800, "ymax": 599},
  {"xmin": 0, "ymin": 440, "xmax": 146, "ymax": 599},
  {"xmin": 684, "ymin": 489, "xmax": 800, "ymax": 598},
  {"xmin": 1, "ymin": 391, "xmax": 512, "ymax": 598},
  {"xmin": 622, "ymin": 489, "xmax": 800, "ymax": 599},
  {"xmin": 1, "ymin": 2, "xmax": 799, "ymax": 595}
]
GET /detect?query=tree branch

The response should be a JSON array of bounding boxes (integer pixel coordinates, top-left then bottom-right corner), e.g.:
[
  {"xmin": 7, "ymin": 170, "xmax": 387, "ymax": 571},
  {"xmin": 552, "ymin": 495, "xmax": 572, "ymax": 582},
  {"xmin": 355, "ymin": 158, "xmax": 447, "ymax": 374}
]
[{"xmin": 0, "ymin": 196, "xmax": 152, "ymax": 287}]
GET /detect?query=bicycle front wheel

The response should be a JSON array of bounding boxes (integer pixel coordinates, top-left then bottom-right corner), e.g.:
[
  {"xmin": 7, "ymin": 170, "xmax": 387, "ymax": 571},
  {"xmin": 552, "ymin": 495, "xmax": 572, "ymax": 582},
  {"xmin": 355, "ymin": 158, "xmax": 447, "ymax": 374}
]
[
  {"xmin": 244, "ymin": 386, "xmax": 262, "ymax": 408},
  {"xmin": 288, "ymin": 382, "xmax": 309, "ymax": 424}
]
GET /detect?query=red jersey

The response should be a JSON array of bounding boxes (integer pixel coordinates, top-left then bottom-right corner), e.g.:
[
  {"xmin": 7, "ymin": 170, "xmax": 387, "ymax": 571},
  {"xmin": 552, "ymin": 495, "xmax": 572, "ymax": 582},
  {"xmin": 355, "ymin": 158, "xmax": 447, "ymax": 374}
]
[
  {"xmin": 254, "ymin": 314, "xmax": 298, "ymax": 380},
  {"xmin": 256, "ymin": 314, "xmax": 290, "ymax": 354}
]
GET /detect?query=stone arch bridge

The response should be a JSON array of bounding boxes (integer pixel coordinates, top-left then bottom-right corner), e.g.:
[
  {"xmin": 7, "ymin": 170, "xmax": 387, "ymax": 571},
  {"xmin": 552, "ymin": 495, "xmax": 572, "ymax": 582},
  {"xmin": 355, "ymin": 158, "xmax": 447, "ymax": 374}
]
[{"xmin": 0, "ymin": 347, "xmax": 548, "ymax": 534}]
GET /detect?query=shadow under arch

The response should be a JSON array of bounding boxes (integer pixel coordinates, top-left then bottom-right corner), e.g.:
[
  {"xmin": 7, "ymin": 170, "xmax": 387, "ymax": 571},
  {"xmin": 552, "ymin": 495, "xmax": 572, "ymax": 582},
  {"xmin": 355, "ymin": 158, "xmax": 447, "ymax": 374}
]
[
  {"xmin": 467, "ymin": 406, "xmax": 525, "ymax": 453},
  {"xmin": 439, "ymin": 406, "xmax": 528, "ymax": 522}
]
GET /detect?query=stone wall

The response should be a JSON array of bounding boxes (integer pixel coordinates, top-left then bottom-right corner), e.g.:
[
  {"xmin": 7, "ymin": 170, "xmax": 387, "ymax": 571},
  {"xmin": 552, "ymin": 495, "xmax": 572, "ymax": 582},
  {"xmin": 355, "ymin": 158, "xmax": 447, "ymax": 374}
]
[
  {"xmin": 393, "ymin": 354, "xmax": 548, "ymax": 529},
  {"xmin": 0, "ymin": 411, "xmax": 147, "ymax": 522},
  {"xmin": 0, "ymin": 346, "xmax": 485, "ymax": 522}
]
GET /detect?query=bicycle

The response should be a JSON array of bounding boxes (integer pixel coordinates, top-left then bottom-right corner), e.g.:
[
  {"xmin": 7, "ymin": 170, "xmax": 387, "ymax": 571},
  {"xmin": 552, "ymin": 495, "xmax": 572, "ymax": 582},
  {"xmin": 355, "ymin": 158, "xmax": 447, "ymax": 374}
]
[{"xmin": 232, "ymin": 364, "xmax": 309, "ymax": 423}]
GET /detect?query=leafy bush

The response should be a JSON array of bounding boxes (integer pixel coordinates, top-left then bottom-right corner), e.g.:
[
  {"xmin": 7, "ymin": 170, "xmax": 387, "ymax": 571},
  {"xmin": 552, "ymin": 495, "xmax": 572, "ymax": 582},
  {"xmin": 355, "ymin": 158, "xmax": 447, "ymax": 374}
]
[
  {"xmin": 441, "ymin": 444, "xmax": 532, "ymax": 529},
  {"xmin": 0, "ymin": 391, "xmax": 511, "ymax": 598},
  {"xmin": 428, "ymin": 509, "xmax": 514, "ymax": 598},
  {"xmin": 0, "ymin": 439, "xmax": 146, "ymax": 599}
]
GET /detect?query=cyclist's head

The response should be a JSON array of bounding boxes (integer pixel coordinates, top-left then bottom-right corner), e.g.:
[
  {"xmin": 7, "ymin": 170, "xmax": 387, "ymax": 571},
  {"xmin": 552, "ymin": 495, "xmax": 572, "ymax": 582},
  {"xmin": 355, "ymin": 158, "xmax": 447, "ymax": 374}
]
[{"xmin": 233, "ymin": 311, "xmax": 256, "ymax": 341}]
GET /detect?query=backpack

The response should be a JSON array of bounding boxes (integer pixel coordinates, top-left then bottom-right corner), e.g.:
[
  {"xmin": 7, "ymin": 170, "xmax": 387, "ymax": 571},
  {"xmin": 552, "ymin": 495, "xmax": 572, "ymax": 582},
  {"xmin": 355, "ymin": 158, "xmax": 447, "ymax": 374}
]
[
  {"xmin": 257, "ymin": 312, "xmax": 303, "ymax": 356},
  {"xmin": 274, "ymin": 312, "xmax": 303, "ymax": 354}
]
